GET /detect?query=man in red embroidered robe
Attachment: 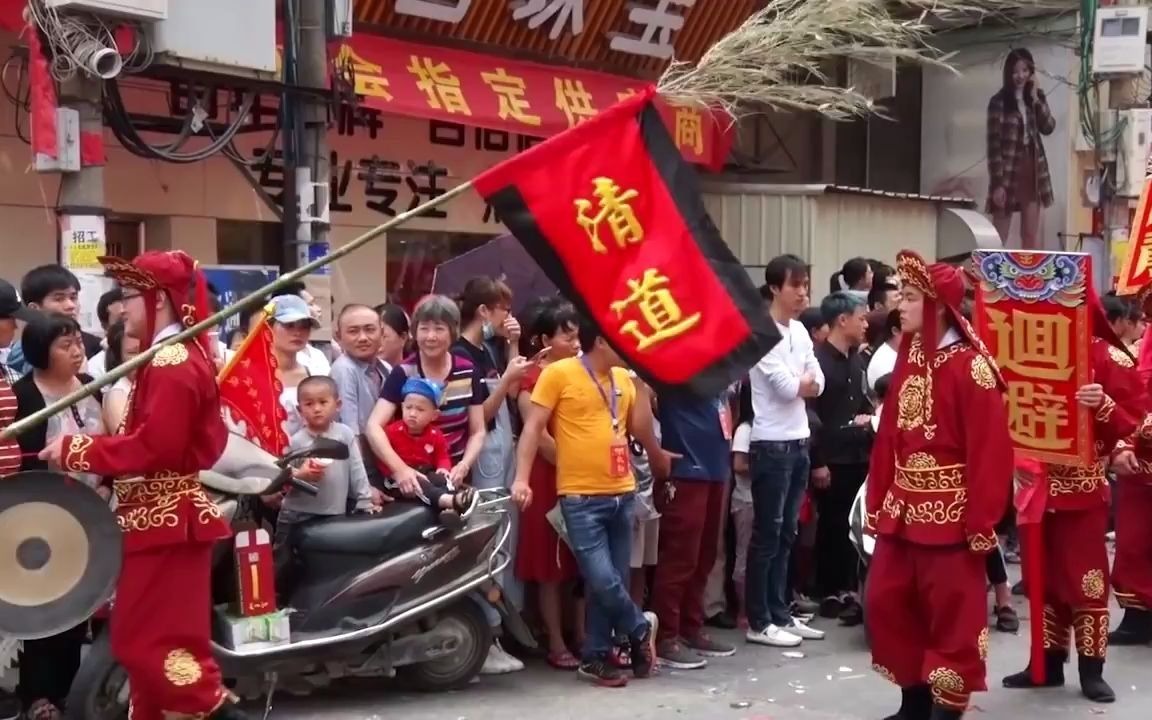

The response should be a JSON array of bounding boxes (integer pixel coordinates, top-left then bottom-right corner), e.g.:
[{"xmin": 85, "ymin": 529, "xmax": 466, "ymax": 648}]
[
  {"xmin": 40, "ymin": 252, "xmax": 243, "ymax": 720},
  {"xmin": 864, "ymin": 250, "xmax": 1013, "ymax": 720},
  {"xmin": 1099, "ymin": 283, "xmax": 1152, "ymax": 648},
  {"xmin": 1001, "ymin": 287, "xmax": 1143, "ymax": 704}
]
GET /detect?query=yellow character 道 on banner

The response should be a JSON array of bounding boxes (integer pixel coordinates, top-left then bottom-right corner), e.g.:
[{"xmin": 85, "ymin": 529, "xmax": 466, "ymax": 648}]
[
  {"xmin": 575, "ymin": 177, "xmax": 645, "ymax": 253},
  {"xmin": 611, "ymin": 269, "xmax": 702, "ymax": 351},
  {"xmin": 986, "ymin": 307, "xmax": 1074, "ymax": 451}
]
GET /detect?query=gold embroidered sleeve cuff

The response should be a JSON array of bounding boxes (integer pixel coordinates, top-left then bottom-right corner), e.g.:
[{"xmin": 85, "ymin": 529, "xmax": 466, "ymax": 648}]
[
  {"xmin": 1138, "ymin": 415, "xmax": 1152, "ymax": 441},
  {"xmin": 63, "ymin": 435, "xmax": 94, "ymax": 473},
  {"xmin": 1096, "ymin": 395, "xmax": 1116, "ymax": 423},
  {"xmin": 1116, "ymin": 439, "xmax": 1134, "ymax": 454},
  {"xmin": 967, "ymin": 532, "xmax": 998, "ymax": 554}
]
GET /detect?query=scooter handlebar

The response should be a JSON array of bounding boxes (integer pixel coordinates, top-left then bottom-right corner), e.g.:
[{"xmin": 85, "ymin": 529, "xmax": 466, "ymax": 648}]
[{"xmin": 287, "ymin": 474, "xmax": 320, "ymax": 496}]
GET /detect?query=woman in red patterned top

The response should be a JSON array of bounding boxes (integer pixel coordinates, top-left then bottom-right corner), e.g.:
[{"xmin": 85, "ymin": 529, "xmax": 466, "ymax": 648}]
[{"xmin": 514, "ymin": 298, "xmax": 585, "ymax": 670}]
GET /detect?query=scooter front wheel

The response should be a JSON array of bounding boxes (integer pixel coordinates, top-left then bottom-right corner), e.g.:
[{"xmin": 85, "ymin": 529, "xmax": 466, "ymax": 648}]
[
  {"xmin": 398, "ymin": 598, "xmax": 492, "ymax": 692},
  {"xmin": 65, "ymin": 632, "xmax": 129, "ymax": 720}
]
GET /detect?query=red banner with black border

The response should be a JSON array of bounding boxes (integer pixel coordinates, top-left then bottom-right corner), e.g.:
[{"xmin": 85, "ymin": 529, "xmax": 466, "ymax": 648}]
[{"xmin": 473, "ymin": 87, "xmax": 776, "ymax": 397}]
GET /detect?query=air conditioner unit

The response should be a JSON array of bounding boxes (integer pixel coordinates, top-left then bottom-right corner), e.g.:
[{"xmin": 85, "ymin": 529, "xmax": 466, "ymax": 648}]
[
  {"xmin": 331, "ymin": 0, "xmax": 353, "ymax": 38},
  {"xmin": 45, "ymin": 0, "xmax": 167, "ymax": 22},
  {"xmin": 1116, "ymin": 108, "xmax": 1152, "ymax": 197},
  {"xmin": 148, "ymin": 0, "xmax": 276, "ymax": 78},
  {"xmin": 1092, "ymin": 6, "xmax": 1149, "ymax": 75}
]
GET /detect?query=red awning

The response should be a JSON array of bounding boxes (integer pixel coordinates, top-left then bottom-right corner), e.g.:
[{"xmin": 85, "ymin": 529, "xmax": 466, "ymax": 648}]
[{"xmin": 333, "ymin": 34, "xmax": 729, "ymax": 169}]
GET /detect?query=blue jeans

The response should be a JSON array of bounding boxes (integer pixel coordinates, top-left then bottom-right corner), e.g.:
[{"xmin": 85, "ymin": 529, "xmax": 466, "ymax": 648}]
[
  {"xmin": 745, "ymin": 440, "xmax": 810, "ymax": 630},
  {"xmin": 561, "ymin": 493, "xmax": 647, "ymax": 662}
]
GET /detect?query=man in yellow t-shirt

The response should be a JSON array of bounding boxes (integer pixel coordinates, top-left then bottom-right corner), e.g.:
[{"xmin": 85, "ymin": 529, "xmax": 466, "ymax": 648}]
[{"xmin": 512, "ymin": 316, "xmax": 671, "ymax": 687}]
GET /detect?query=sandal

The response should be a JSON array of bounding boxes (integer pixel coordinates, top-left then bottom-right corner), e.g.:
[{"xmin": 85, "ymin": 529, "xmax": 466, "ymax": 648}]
[
  {"xmin": 438, "ymin": 487, "xmax": 478, "ymax": 530},
  {"xmin": 995, "ymin": 605, "xmax": 1020, "ymax": 633},
  {"xmin": 454, "ymin": 486, "xmax": 479, "ymax": 519},
  {"xmin": 547, "ymin": 649, "xmax": 580, "ymax": 670}
]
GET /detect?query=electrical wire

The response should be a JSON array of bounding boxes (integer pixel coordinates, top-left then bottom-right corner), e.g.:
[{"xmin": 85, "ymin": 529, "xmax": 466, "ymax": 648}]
[
  {"xmin": 26, "ymin": 0, "xmax": 153, "ymax": 81},
  {"xmin": 1, "ymin": 53, "xmax": 31, "ymax": 144},
  {"xmin": 103, "ymin": 77, "xmax": 255, "ymax": 164}
]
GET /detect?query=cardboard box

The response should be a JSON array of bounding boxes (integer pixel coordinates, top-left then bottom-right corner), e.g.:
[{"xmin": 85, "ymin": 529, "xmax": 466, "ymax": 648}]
[
  {"xmin": 217, "ymin": 608, "xmax": 291, "ymax": 651},
  {"xmin": 234, "ymin": 527, "xmax": 276, "ymax": 616}
]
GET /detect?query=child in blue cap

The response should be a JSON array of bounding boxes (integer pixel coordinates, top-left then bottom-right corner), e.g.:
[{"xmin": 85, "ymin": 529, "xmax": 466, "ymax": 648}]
[{"xmin": 378, "ymin": 377, "xmax": 478, "ymax": 527}]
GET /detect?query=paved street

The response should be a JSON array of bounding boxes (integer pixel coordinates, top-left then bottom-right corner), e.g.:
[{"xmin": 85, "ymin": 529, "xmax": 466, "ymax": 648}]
[{"xmin": 270, "ymin": 595, "xmax": 1152, "ymax": 720}]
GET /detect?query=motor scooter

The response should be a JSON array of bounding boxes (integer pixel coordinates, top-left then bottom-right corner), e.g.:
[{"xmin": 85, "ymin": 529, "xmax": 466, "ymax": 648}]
[
  {"xmin": 66, "ymin": 433, "xmax": 532, "ymax": 720},
  {"xmin": 847, "ymin": 477, "xmax": 873, "ymax": 603}
]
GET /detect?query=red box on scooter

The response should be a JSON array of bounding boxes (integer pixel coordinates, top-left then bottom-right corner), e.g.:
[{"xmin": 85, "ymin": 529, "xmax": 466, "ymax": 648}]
[{"xmin": 235, "ymin": 527, "xmax": 276, "ymax": 616}]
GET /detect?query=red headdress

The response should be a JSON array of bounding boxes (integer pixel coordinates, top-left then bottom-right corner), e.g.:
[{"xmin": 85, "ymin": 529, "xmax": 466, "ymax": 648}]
[
  {"xmin": 892, "ymin": 249, "xmax": 1004, "ymax": 388},
  {"xmin": 98, "ymin": 251, "xmax": 213, "ymax": 354}
]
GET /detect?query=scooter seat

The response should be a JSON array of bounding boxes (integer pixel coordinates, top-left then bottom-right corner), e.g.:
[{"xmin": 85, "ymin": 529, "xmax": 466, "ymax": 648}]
[{"xmin": 293, "ymin": 503, "xmax": 435, "ymax": 555}]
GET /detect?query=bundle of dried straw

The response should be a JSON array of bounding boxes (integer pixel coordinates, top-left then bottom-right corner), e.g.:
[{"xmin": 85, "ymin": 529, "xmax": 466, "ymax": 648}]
[{"xmin": 656, "ymin": 0, "xmax": 1077, "ymax": 120}]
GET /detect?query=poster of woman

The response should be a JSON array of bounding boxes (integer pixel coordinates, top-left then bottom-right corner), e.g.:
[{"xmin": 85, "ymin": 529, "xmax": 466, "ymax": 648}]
[
  {"xmin": 921, "ymin": 21, "xmax": 1075, "ymax": 252},
  {"xmin": 986, "ymin": 48, "xmax": 1057, "ymax": 249}
]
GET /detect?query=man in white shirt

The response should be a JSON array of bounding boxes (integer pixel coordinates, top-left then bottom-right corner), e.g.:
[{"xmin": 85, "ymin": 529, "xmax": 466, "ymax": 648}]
[{"xmin": 745, "ymin": 254, "xmax": 826, "ymax": 649}]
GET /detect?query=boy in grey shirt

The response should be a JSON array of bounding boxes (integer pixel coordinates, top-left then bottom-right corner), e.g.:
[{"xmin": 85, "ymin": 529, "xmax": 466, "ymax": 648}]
[{"xmin": 275, "ymin": 376, "xmax": 378, "ymax": 589}]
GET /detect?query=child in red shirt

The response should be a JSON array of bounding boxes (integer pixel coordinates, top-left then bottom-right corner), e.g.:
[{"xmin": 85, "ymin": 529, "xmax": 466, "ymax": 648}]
[{"xmin": 378, "ymin": 377, "xmax": 477, "ymax": 527}]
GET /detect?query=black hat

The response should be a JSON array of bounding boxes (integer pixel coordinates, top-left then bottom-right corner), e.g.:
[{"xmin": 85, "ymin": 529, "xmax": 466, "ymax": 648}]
[{"xmin": 0, "ymin": 279, "xmax": 37, "ymax": 321}]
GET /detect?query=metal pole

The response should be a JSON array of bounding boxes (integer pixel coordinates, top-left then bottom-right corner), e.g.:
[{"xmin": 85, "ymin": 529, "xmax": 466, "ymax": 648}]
[
  {"xmin": 1, "ymin": 180, "xmax": 475, "ymax": 442},
  {"xmin": 56, "ymin": 74, "xmax": 105, "ymax": 264},
  {"xmin": 280, "ymin": 0, "xmax": 301, "ymax": 270},
  {"xmin": 295, "ymin": 0, "xmax": 332, "ymax": 267}
]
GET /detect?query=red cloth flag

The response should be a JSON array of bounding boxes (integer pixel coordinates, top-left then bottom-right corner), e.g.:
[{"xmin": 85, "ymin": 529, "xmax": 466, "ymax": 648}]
[
  {"xmin": 217, "ymin": 310, "xmax": 288, "ymax": 456},
  {"xmin": 473, "ymin": 87, "xmax": 778, "ymax": 396}
]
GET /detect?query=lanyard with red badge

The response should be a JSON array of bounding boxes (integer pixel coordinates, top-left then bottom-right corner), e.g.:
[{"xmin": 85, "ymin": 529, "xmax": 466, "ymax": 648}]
[{"xmin": 582, "ymin": 357, "xmax": 631, "ymax": 478}]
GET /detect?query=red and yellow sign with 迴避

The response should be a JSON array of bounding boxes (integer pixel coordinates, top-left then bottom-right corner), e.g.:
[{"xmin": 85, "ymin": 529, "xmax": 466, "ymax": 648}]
[
  {"xmin": 332, "ymin": 35, "xmax": 729, "ymax": 169},
  {"xmin": 971, "ymin": 250, "xmax": 1094, "ymax": 466}
]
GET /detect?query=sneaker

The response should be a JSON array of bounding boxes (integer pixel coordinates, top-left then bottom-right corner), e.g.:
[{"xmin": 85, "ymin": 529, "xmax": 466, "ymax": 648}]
[
  {"xmin": 838, "ymin": 598, "xmax": 864, "ymax": 627},
  {"xmin": 24, "ymin": 700, "xmax": 60, "ymax": 720},
  {"xmin": 479, "ymin": 640, "xmax": 525, "ymax": 675},
  {"xmin": 790, "ymin": 597, "xmax": 819, "ymax": 619},
  {"xmin": 609, "ymin": 642, "xmax": 631, "ymax": 669},
  {"xmin": 0, "ymin": 691, "xmax": 19, "ymax": 720},
  {"xmin": 683, "ymin": 632, "xmax": 737, "ymax": 658},
  {"xmin": 657, "ymin": 639, "xmax": 707, "ymax": 669},
  {"xmin": 995, "ymin": 605, "xmax": 1020, "ymax": 633},
  {"xmin": 786, "ymin": 617, "xmax": 826, "ymax": 640},
  {"xmin": 631, "ymin": 611, "xmax": 658, "ymax": 678},
  {"xmin": 578, "ymin": 659, "xmax": 629, "ymax": 687},
  {"xmin": 705, "ymin": 611, "xmax": 737, "ymax": 630},
  {"xmin": 819, "ymin": 595, "xmax": 845, "ymax": 618},
  {"xmin": 746, "ymin": 624, "xmax": 802, "ymax": 647}
]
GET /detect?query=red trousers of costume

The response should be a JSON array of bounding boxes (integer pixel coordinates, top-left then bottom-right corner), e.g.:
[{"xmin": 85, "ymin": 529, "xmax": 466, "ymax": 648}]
[
  {"xmin": 865, "ymin": 538, "xmax": 988, "ymax": 712},
  {"xmin": 1034, "ymin": 508, "xmax": 1110, "ymax": 658},
  {"xmin": 111, "ymin": 542, "xmax": 227, "ymax": 720},
  {"xmin": 650, "ymin": 478, "xmax": 726, "ymax": 643},
  {"xmin": 1113, "ymin": 483, "xmax": 1152, "ymax": 611}
]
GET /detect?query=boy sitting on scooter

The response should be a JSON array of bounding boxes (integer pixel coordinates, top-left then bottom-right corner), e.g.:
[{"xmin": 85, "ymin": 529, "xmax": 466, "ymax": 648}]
[
  {"xmin": 377, "ymin": 377, "xmax": 478, "ymax": 528},
  {"xmin": 275, "ymin": 375, "xmax": 381, "ymax": 593}
]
